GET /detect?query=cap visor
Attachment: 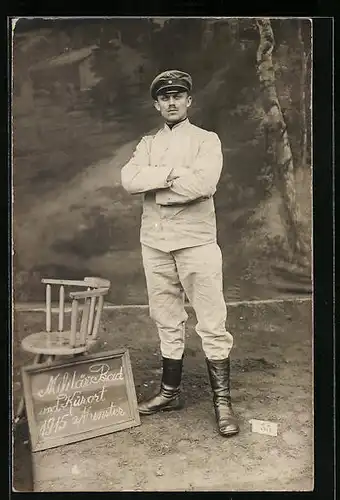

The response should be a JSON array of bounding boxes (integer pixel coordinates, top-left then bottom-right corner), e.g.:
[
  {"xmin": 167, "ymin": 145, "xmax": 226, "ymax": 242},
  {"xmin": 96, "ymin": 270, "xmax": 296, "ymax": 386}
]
[{"xmin": 155, "ymin": 84, "xmax": 189, "ymax": 96}]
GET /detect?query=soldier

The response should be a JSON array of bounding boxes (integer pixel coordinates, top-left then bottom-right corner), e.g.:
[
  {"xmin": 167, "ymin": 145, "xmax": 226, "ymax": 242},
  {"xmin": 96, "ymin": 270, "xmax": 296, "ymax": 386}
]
[{"xmin": 121, "ymin": 70, "xmax": 239, "ymax": 437}]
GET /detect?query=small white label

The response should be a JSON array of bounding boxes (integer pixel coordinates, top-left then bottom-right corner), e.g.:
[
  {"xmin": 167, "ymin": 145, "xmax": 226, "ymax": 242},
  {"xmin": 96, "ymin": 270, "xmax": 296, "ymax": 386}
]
[{"xmin": 249, "ymin": 419, "xmax": 278, "ymax": 436}]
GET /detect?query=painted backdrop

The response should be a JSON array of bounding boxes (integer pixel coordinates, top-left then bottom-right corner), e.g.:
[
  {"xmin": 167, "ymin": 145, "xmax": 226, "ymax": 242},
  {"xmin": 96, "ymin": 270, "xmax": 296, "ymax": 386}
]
[{"xmin": 13, "ymin": 17, "xmax": 312, "ymax": 304}]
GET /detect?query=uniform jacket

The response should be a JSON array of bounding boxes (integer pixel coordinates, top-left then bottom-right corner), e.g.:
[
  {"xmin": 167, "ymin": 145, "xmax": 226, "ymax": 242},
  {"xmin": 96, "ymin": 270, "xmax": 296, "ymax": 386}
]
[{"xmin": 121, "ymin": 118, "xmax": 223, "ymax": 252}]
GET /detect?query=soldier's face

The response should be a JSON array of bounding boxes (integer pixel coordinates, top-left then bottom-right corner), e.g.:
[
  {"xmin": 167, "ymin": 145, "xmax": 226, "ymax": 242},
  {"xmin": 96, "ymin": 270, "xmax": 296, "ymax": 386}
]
[{"xmin": 154, "ymin": 91, "xmax": 192, "ymax": 124}]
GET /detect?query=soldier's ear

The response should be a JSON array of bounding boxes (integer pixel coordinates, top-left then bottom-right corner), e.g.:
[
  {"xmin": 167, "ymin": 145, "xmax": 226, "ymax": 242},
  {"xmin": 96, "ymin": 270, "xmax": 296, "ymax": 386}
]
[
  {"xmin": 154, "ymin": 100, "xmax": 161, "ymax": 112},
  {"xmin": 186, "ymin": 95, "xmax": 192, "ymax": 108}
]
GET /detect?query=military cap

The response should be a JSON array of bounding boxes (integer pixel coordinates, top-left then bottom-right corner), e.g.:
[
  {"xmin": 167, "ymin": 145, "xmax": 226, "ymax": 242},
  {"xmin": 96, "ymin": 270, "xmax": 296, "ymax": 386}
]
[{"xmin": 150, "ymin": 70, "xmax": 192, "ymax": 99}]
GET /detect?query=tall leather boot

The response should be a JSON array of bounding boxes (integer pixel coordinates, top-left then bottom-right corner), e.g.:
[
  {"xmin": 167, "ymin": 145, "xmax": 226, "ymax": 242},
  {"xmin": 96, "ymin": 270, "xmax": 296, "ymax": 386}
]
[
  {"xmin": 138, "ymin": 357, "xmax": 184, "ymax": 415},
  {"xmin": 206, "ymin": 357, "xmax": 240, "ymax": 437}
]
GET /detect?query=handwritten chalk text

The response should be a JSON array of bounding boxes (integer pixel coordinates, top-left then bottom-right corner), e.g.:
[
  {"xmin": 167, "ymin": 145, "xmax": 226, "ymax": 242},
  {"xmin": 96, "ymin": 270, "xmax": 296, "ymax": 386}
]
[{"xmin": 37, "ymin": 363, "xmax": 124, "ymax": 398}]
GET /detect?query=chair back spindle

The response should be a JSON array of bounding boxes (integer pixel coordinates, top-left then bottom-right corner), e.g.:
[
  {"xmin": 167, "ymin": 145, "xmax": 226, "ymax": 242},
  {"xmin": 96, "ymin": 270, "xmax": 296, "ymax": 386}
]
[
  {"xmin": 70, "ymin": 299, "xmax": 78, "ymax": 347},
  {"xmin": 46, "ymin": 284, "xmax": 52, "ymax": 332},
  {"xmin": 58, "ymin": 285, "xmax": 65, "ymax": 332},
  {"xmin": 87, "ymin": 296, "xmax": 97, "ymax": 335},
  {"xmin": 79, "ymin": 297, "xmax": 91, "ymax": 346},
  {"xmin": 92, "ymin": 295, "xmax": 104, "ymax": 340}
]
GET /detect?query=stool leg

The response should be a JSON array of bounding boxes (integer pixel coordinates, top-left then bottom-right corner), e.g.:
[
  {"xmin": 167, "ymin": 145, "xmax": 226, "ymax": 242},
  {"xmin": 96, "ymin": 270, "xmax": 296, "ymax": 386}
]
[
  {"xmin": 34, "ymin": 353, "xmax": 44, "ymax": 364},
  {"xmin": 14, "ymin": 353, "xmax": 45, "ymax": 424},
  {"xmin": 14, "ymin": 398, "xmax": 25, "ymax": 424}
]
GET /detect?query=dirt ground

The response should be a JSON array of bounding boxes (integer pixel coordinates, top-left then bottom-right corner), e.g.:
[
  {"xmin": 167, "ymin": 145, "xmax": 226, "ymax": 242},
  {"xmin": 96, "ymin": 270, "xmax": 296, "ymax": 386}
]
[{"xmin": 12, "ymin": 298, "xmax": 313, "ymax": 492}]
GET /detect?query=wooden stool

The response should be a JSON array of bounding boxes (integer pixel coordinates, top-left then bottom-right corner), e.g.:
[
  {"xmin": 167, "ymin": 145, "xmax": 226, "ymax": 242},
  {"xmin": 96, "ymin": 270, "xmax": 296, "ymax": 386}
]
[{"xmin": 14, "ymin": 277, "xmax": 111, "ymax": 424}]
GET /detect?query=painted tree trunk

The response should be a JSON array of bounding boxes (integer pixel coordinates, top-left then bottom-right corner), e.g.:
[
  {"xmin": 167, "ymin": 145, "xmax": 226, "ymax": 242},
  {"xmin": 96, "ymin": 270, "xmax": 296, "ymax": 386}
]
[
  {"xmin": 298, "ymin": 21, "xmax": 308, "ymax": 170},
  {"xmin": 256, "ymin": 18, "xmax": 308, "ymax": 257}
]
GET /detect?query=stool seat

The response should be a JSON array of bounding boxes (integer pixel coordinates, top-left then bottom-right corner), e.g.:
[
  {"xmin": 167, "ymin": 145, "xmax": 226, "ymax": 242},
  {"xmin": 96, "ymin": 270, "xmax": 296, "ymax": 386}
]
[{"xmin": 21, "ymin": 330, "xmax": 97, "ymax": 356}]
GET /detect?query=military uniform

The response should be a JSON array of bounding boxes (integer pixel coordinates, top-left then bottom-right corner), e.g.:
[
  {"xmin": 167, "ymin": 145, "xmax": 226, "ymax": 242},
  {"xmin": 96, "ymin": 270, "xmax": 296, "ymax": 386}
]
[
  {"xmin": 121, "ymin": 117, "xmax": 233, "ymax": 361},
  {"xmin": 121, "ymin": 70, "xmax": 239, "ymax": 437}
]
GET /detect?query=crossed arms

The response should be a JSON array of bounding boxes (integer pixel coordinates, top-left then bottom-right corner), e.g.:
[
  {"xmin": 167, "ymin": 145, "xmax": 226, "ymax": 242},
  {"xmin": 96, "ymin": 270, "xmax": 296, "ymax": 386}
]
[{"xmin": 120, "ymin": 132, "xmax": 223, "ymax": 205}]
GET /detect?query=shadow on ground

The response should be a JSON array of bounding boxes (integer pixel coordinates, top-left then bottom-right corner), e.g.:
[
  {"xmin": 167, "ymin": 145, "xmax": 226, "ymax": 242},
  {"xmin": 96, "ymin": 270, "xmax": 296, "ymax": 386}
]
[{"xmin": 12, "ymin": 299, "xmax": 313, "ymax": 492}]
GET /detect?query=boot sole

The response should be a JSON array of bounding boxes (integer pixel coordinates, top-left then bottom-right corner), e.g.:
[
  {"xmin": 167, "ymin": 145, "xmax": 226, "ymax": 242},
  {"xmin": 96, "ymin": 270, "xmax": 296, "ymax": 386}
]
[
  {"xmin": 139, "ymin": 403, "xmax": 184, "ymax": 415},
  {"xmin": 218, "ymin": 428, "xmax": 240, "ymax": 437}
]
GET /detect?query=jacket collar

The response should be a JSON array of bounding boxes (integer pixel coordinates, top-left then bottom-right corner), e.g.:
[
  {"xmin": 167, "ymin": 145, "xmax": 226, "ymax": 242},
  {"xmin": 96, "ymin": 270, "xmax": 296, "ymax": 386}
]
[{"xmin": 162, "ymin": 118, "xmax": 190, "ymax": 133}]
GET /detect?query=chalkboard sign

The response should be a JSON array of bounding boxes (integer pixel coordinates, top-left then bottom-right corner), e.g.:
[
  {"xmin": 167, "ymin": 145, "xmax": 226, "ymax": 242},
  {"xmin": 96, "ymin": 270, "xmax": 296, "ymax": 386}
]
[{"xmin": 21, "ymin": 349, "xmax": 141, "ymax": 452}]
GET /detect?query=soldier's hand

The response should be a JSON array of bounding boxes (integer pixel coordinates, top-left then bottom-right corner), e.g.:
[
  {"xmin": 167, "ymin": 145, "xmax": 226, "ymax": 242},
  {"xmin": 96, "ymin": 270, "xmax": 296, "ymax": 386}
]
[
  {"xmin": 166, "ymin": 168, "xmax": 180, "ymax": 182},
  {"xmin": 168, "ymin": 167, "xmax": 188, "ymax": 180}
]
